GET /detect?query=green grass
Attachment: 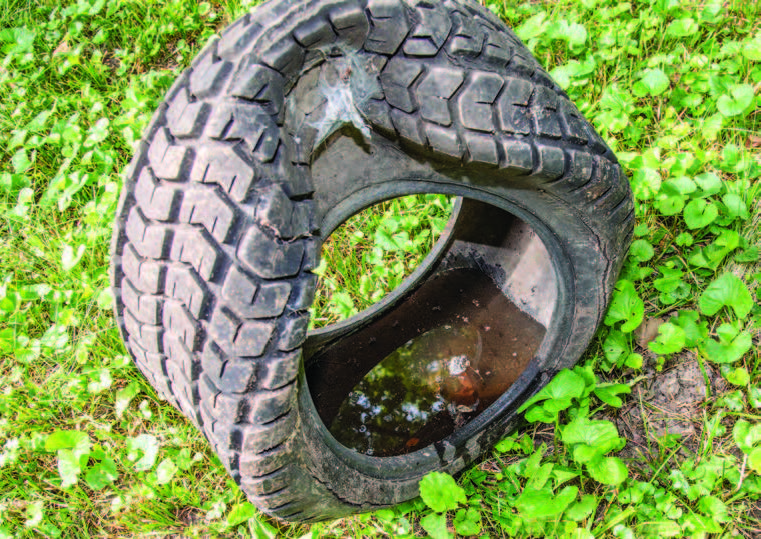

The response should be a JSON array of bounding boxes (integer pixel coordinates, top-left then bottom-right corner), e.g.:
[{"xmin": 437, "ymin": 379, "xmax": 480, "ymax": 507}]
[
  {"xmin": 0, "ymin": 0, "xmax": 760, "ymax": 537},
  {"xmin": 312, "ymin": 194, "xmax": 454, "ymax": 328}
]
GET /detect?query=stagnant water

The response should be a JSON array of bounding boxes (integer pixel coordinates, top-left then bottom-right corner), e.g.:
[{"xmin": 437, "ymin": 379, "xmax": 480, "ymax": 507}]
[{"xmin": 306, "ymin": 268, "xmax": 546, "ymax": 457}]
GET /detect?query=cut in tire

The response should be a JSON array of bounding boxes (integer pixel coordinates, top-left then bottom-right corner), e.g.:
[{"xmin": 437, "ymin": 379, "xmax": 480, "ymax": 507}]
[{"xmin": 111, "ymin": 0, "xmax": 633, "ymax": 522}]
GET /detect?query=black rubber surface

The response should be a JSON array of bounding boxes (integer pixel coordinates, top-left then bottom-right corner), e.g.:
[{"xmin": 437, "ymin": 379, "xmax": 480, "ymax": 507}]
[{"xmin": 111, "ymin": 0, "xmax": 633, "ymax": 522}]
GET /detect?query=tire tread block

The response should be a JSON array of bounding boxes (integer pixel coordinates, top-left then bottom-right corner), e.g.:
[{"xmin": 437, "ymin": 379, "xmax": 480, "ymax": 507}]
[
  {"xmin": 210, "ymin": 307, "xmax": 276, "ymax": 358},
  {"xmin": 457, "ymin": 72, "xmax": 504, "ymax": 133},
  {"xmin": 190, "ymin": 144, "xmax": 256, "ymax": 203},
  {"xmin": 201, "ymin": 342, "xmax": 256, "ymax": 394},
  {"xmin": 163, "ymin": 300, "xmax": 201, "ymax": 352},
  {"xmin": 240, "ymin": 464, "xmax": 296, "ymax": 496},
  {"xmin": 238, "ymin": 412, "xmax": 295, "ymax": 454},
  {"xmin": 403, "ymin": 4, "xmax": 452, "ymax": 57},
  {"xmin": 190, "ymin": 50, "xmax": 232, "ymax": 98},
  {"xmin": 230, "ymin": 61, "xmax": 285, "ymax": 115},
  {"xmin": 121, "ymin": 276, "xmax": 163, "ymax": 325},
  {"xmin": 496, "ymin": 78, "xmax": 533, "ymax": 135},
  {"xmin": 329, "ymin": 3, "xmax": 369, "ymax": 47},
  {"xmin": 256, "ymin": 37, "xmax": 305, "ymax": 76},
  {"xmin": 165, "ymin": 264, "xmax": 210, "ymax": 319},
  {"xmin": 125, "ymin": 208, "xmax": 171, "ymax": 260},
  {"xmin": 129, "ymin": 338, "xmax": 176, "ymax": 406},
  {"xmin": 166, "ymin": 88, "xmax": 208, "ymax": 138},
  {"xmin": 380, "ymin": 57, "xmax": 423, "ymax": 113},
  {"xmin": 277, "ymin": 314, "xmax": 309, "ymax": 352},
  {"xmin": 123, "ymin": 307, "xmax": 163, "ymax": 354},
  {"xmin": 237, "ymin": 226, "xmax": 304, "ymax": 279},
  {"xmin": 205, "ymin": 104, "xmax": 281, "ymax": 163},
  {"xmin": 446, "ymin": 12, "xmax": 485, "ymax": 56},
  {"xmin": 293, "ymin": 16, "xmax": 336, "ymax": 49},
  {"xmin": 148, "ymin": 128, "xmax": 190, "ymax": 181},
  {"xmin": 255, "ymin": 184, "xmax": 313, "ymax": 240},
  {"xmin": 218, "ymin": 15, "xmax": 261, "ymax": 59},
  {"xmin": 417, "ymin": 66, "xmax": 464, "ymax": 126},
  {"xmin": 258, "ymin": 351, "xmax": 300, "ymax": 390},
  {"xmin": 134, "ymin": 168, "xmax": 181, "ymax": 222},
  {"xmin": 121, "ymin": 244, "xmax": 165, "ymax": 294},
  {"xmin": 179, "ymin": 187, "xmax": 238, "ymax": 244},
  {"xmin": 365, "ymin": 0, "xmax": 410, "ymax": 55},
  {"xmin": 169, "ymin": 228, "xmax": 222, "ymax": 281}
]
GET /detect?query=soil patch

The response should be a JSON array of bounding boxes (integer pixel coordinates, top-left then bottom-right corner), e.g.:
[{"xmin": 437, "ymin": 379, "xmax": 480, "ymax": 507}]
[{"xmin": 607, "ymin": 352, "xmax": 727, "ymax": 461}]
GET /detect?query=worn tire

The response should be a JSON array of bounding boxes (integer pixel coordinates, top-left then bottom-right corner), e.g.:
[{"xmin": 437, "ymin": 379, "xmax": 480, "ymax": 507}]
[{"xmin": 111, "ymin": 0, "xmax": 633, "ymax": 522}]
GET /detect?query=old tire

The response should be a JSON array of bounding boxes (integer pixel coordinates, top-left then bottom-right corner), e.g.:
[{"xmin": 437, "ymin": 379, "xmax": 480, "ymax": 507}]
[{"xmin": 111, "ymin": 0, "xmax": 633, "ymax": 522}]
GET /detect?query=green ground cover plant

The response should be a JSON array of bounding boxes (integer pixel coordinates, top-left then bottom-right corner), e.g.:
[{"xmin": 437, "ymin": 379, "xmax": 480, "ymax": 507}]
[{"xmin": 0, "ymin": 0, "xmax": 759, "ymax": 537}]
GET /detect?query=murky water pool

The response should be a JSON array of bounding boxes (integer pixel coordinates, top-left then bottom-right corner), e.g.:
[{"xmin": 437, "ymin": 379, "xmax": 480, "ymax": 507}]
[{"xmin": 306, "ymin": 268, "xmax": 546, "ymax": 456}]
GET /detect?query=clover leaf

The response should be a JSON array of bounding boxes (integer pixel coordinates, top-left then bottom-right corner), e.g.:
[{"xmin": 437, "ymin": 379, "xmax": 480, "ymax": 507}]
[
  {"xmin": 518, "ymin": 369, "xmax": 586, "ymax": 422},
  {"xmin": 700, "ymin": 324, "xmax": 752, "ymax": 364},
  {"xmin": 604, "ymin": 280, "xmax": 644, "ymax": 332},
  {"xmin": 419, "ymin": 472, "xmax": 466, "ymax": 513},
  {"xmin": 717, "ymin": 84, "xmax": 755, "ymax": 117},
  {"xmin": 684, "ymin": 199, "xmax": 718, "ymax": 229},
  {"xmin": 634, "ymin": 68, "xmax": 670, "ymax": 96},
  {"xmin": 649, "ymin": 323, "xmax": 687, "ymax": 356},
  {"xmin": 699, "ymin": 273, "xmax": 752, "ymax": 318}
]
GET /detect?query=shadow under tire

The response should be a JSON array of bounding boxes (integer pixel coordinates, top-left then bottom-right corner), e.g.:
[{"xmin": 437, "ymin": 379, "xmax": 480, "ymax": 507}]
[{"xmin": 111, "ymin": 0, "xmax": 633, "ymax": 522}]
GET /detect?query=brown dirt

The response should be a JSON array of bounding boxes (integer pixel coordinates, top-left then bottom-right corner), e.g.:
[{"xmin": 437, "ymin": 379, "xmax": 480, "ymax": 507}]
[{"xmin": 606, "ymin": 351, "xmax": 727, "ymax": 461}]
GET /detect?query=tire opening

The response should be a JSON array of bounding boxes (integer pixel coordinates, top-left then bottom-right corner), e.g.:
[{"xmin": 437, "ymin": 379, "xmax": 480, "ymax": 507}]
[
  {"xmin": 310, "ymin": 193, "xmax": 456, "ymax": 329},
  {"xmin": 306, "ymin": 198, "xmax": 558, "ymax": 457}
]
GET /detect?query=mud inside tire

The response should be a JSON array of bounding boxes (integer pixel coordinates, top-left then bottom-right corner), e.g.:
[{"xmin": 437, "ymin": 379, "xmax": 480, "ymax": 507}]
[{"xmin": 111, "ymin": 0, "xmax": 633, "ymax": 522}]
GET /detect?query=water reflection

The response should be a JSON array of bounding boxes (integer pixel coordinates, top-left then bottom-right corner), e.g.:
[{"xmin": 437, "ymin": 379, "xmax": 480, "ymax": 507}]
[
  {"xmin": 331, "ymin": 325, "xmax": 482, "ymax": 455},
  {"xmin": 307, "ymin": 268, "xmax": 546, "ymax": 457}
]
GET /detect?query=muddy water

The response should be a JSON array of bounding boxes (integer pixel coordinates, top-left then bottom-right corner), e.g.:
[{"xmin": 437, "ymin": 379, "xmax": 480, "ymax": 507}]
[{"xmin": 306, "ymin": 268, "xmax": 546, "ymax": 457}]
